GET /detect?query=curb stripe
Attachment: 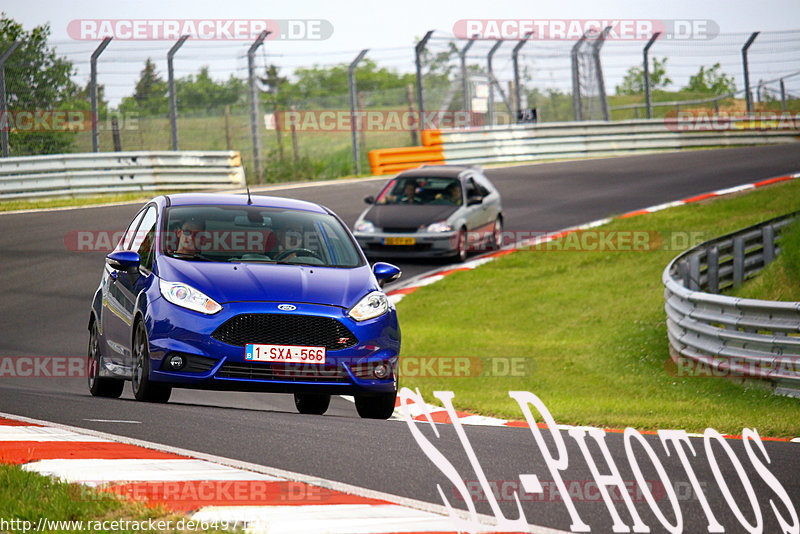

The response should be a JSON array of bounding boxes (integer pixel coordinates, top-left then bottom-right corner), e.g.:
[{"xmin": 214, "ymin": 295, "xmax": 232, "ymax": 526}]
[
  {"xmin": 104, "ymin": 480, "xmax": 391, "ymax": 512},
  {"xmin": 0, "ymin": 426, "xmax": 110, "ymax": 442},
  {"xmin": 0, "ymin": 441, "xmax": 185, "ymax": 463},
  {"xmin": 0, "ymin": 417, "xmax": 42, "ymax": 427},
  {"xmin": 22, "ymin": 458, "xmax": 283, "ymax": 484}
]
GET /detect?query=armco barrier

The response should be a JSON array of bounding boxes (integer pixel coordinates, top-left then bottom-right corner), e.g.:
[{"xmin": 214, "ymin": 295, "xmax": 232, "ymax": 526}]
[
  {"xmin": 369, "ymin": 118, "xmax": 800, "ymax": 173},
  {"xmin": 0, "ymin": 151, "xmax": 246, "ymax": 200},
  {"xmin": 663, "ymin": 211, "xmax": 800, "ymax": 393}
]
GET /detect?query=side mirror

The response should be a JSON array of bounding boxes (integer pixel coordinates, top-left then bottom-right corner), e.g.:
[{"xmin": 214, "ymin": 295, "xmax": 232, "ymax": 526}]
[
  {"xmin": 373, "ymin": 262, "xmax": 401, "ymax": 287},
  {"xmin": 106, "ymin": 250, "xmax": 141, "ymax": 271},
  {"xmin": 364, "ymin": 195, "xmax": 375, "ymax": 204},
  {"xmin": 467, "ymin": 195, "xmax": 484, "ymax": 206}
]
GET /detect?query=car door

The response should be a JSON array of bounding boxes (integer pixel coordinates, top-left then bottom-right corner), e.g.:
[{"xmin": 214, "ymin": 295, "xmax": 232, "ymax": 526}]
[
  {"xmin": 475, "ymin": 173, "xmax": 501, "ymax": 227},
  {"xmin": 102, "ymin": 205, "xmax": 157, "ymax": 369},
  {"xmin": 101, "ymin": 207, "xmax": 144, "ymax": 366},
  {"xmin": 464, "ymin": 175, "xmax": 494, "ymax": 235}
]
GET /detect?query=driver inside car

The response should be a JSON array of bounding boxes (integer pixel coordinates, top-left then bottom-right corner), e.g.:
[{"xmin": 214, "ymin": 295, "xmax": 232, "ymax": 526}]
[
  {"xmin": 274, "ymin": 219, "xmax": 306, "ymax": 260},
  {"xmin": 175, "ymin": 219, "xmax": 205, "ymax": 255}
]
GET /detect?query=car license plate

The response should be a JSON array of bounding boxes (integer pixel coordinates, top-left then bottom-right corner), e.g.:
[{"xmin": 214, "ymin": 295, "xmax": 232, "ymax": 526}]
[
  {"xmin": 383, "ymin": 237, "xmax": 416, "ymax": 245},
  {"xmin": 245, "ymin": 344, "xmax": 326, "ymax": 364}
]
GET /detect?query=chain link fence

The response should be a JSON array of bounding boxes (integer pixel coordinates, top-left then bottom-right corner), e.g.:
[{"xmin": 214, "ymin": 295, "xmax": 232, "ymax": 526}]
[{"xmin": 1, "ymin": 27, "xmax": 799, "ymax": 184}]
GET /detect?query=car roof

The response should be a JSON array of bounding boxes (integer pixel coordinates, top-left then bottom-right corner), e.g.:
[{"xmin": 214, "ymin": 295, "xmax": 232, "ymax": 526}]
[
  {"xmin": 395, "ymin": 165, "xmax": 478, "ymax": 180},
  {"xmin": 164, "ymin": 193, "xmax": 327, "ymax": 213}
]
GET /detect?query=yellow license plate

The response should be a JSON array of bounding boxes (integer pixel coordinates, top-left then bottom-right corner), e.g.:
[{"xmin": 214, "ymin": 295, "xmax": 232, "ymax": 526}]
[{"xmin": 383, "ymin": 237, "xmax": 416, "ymax": 245}]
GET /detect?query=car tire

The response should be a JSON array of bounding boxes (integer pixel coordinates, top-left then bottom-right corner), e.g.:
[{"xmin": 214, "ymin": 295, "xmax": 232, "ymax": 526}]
[
  {"xmin": 454, "ymin": 227, "xmax": 468, "ymax": 263},
  {"xmin": 294, "ymin": 393, "xmax": 331, "ymax": 415},
  {"xmin": 354, "ymin": 391, "xmax": 397, "ymax": 419},
  {"xmin": 490, "ymin": 217, "xmax": 503, "ymax": 250},
  {"xmin": 87, "ymin": 321, "xmax": 124, "ymax": 398},
  {"xmin": 131, "ymin": 320, "xmax": 172, "ymax": 403}
]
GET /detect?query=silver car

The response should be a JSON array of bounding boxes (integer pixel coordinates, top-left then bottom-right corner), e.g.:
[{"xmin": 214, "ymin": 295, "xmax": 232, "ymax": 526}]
[{"xmin": 353, "ymin": 166, "xmax": 504, "ymax": 261}]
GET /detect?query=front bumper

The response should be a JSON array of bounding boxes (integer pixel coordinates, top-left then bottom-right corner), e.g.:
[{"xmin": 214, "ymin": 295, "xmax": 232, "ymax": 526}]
[
  {"xmin": 145, "ymin": 298, "xmax": 400, "ymax": 395},
  {"xmin": 354, "ymin": 230, "xmax": 458, "ymax": 258}
]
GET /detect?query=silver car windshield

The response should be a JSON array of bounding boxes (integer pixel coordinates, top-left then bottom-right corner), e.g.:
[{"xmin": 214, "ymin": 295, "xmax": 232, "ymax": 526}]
[{"xmin": 377, "ymin": 177, "xmax": 462, "ymax": 206}]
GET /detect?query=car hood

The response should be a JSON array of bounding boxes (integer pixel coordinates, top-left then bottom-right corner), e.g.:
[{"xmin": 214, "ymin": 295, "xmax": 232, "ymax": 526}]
[
  {"xmin": 157, "ymin": 256, "xmax": 376, "ymax": 308},
  {"xmin": 364, "ymin": 204, "xmax": 459, "ymax": 229}
]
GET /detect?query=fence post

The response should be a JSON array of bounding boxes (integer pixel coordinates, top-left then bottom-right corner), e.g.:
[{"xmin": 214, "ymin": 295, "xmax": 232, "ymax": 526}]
[
  {"xmin": 780, "ymin": 79, "xmax": 787, "ymax": 111},
  {"xmin": 459, "ymin": 37, "xmax": 476, "ymax": 114},
  {"xmin": 512, "ymin": 32, "xmax": 533, "ymax": 123},
  {"xmin": 247, "ymin": 30, "xmax": 268, "ymax": 182},
  {"xmin": 90, "ymin": 37, "xmax": 112, "ymax": 153},
  {"xmin": 167, "ymin": 35, "xmax": 189, "ymax": 151},
  {"xmin": 405, "ymin": 83, "xmax": 418, "ymax": 145},
  {"xmin": 348, "ymin": 49, "xmax": 368, "ymax": 175},
  {"xmin": 741, "ymin": 32, "xmax": 759, "ymax": 113},
  {"xmin": 643, "ymin": 32, "xmax": 661, "ymax": 119},
  {"xmin": 414, "ymin": 31, "xmax": 434, "ymax": 138},
  {"xmin": 486, "ymin": 41, "xmax": 512, "ymax": 125},
  {"xmin": 289, "ymin": 104, "xmax": 299, "ymax": 163},
  {"xmin": 0, "ymin": 40, "xmax": 20, "ymax": 157},
  {"xmin": 591, "ymin": 27, "xmax": 612, "ymax": 121},
  {"xmin": 571, "ymin": 35, "xmax": 586, "ymax": 121}
]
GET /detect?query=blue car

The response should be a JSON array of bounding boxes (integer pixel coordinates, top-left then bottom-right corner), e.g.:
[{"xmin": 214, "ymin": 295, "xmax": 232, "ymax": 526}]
[{"xmin": 87, "ymin": 193, "xmax": 401, "ymax": 419}]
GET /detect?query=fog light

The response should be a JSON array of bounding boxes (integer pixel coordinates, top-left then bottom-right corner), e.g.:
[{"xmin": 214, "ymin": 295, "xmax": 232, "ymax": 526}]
[
  {"xmin": 168, "ymin": 354, "xmax": 186, "ymax": 371},
  {"xmin": 373, "ymin": 363, "xmax": 390, "ymax": 379}
]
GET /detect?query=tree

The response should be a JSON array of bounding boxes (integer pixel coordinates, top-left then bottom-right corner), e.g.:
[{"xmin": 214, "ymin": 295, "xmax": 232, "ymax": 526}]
[
  {"xmin": 616, "ymin": 57, "xmax": 672, "ymax": 95},
  {"xmin": 119, "ymin": 58, "xmax": 168, "ymax": 115},
  {"xmin": 176, "ymin": 67, "xmax": 246, "ymax": 113},
  {"xmin": 279, "ymin": 59, "xmax": 416, "ymax": 108},
  {"xmin": 685, "ymin": 63, "xmax": 736, "ymax": 94},
  {"xmin": 0, "ymin": 14, "xmax": 79, "ymax": 155}
]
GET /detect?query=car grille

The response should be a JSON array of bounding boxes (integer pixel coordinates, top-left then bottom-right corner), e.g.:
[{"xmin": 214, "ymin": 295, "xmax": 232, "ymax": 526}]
[
  {"xmin": 216, "ymin": 362, "xmax": 349, "ymax": 382},
  {"xmin": 382, "ymin": 227, "xmax": 418, "ymax": 233},
  {"xmin": 211, "ymin": 313, "xmax": 358, "ymax": 350}
]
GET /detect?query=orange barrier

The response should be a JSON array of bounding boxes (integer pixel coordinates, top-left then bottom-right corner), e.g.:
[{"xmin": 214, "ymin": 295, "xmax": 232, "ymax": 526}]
[
  {"xmin": 421, "ymin": 129, "xmax": 442, "ymax": 147},
  {"xmin": 368, "ymin": 129, "xmax": 443, "ymax": 175}
]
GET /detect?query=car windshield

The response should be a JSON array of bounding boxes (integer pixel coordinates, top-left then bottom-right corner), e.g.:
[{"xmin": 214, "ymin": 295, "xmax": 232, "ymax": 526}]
[
  {"xmin": 161, "ymin": 205, "xmax": 363, "ymax": 267},
  {"xmin": 377, "ymin": 177, "xmax": 462, "ymax": 206}
]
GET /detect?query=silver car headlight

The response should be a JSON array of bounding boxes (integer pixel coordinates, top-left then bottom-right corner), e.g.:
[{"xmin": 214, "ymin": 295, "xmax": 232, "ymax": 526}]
[
  {"xmin": 348, "ymin": 291, "xmax": 389, "ymax": 321},
  {"xmin": 159, "ymin": 279, "xmax": 222, "ymax": 315},
  {"xmin": 355, "ymin": 220, "xmax": 376, "ymax": 233},
  {"xmin": 425, "ymin": 221, "xmax": 453, "ymax": 233}
]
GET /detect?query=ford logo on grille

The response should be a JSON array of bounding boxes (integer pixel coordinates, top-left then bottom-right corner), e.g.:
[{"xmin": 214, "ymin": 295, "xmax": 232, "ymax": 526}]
[{"xmin": 277, "ymin": 304, "xmax": 296, "ymax": 311}]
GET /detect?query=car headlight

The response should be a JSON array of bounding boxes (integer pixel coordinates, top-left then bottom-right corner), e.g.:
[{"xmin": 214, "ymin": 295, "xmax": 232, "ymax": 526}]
[
  {"xmin": 355, "ymin": 220, "xmax": 376, "ymax": 233},
  {"xmin": 159, "ymin": 279, "xmax": 222, "ymax": 315},
  {"xmin": 348, "ymin": 291, "xmax": 389, "ymax": 321},
  {"xmin": 425, "ymin": 221, "xmax": 453, "ymax": 233}
]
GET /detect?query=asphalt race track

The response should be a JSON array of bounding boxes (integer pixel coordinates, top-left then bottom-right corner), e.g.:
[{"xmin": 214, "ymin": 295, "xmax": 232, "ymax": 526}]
[{"xmin": 1, "ymin": 144, "xmax": 799, "ymax": 533}]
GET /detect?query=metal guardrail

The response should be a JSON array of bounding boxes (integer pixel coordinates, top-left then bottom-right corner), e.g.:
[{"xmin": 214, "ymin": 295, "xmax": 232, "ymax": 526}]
[
  {"xmin": 0, "ymin": 151, "xmax": 246, "ymax": 200},
  {"xmin": 437, "ymin": 118, "xmax": 800, "ymax": 166},
  {"xmin": 663, "ymin": 211, "xmax": 800, "ymax": 392}
]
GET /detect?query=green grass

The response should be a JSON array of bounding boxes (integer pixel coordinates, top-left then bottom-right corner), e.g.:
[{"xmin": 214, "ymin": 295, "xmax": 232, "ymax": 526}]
[
  {"xmin": 0, "ymin": 463, "xmax": 237, "ymax": 533},
  {"xmin": 0, "ymin": 191, "xmax": 188, "ymax": 212},
  {"xmin": 730, "ymin": 216, "xmax": 800, "ymax": 302},
  {"xmin": 395, "ymin": 180, "xmax": 800, "ymax": 437}
]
